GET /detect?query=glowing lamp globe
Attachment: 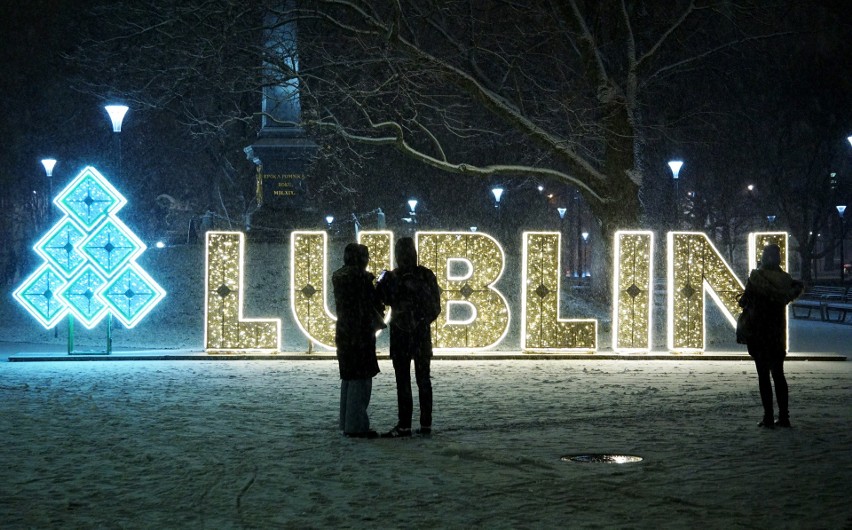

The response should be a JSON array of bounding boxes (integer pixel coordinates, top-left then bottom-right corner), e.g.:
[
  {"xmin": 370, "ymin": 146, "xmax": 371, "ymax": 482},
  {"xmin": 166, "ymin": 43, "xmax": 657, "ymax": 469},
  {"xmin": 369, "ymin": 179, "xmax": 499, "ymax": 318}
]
[
  {"xmin": 408, "ymin": 199, "xmax": 418, "ymax": 213},
  {"xmin": 104, "ymin": 105, "xmax": 129, "ymax": 132},
  {"xmin": 668, "ymin": 160, "xmax": 683, "ymax": 180},
  {"xmin": 492, "ymin": 187, "xmax": 504, "ymax": 204},
  {"xmin": 557, "ymin": 207, "xmax": 567, "ymax": 219},
  {"xmin": 838, "ymin": 205, "xmax": 847, "ymax": 217},
  {"xmin": 41, "ymin": 158, "xmax": 57, "ymax": 177}
]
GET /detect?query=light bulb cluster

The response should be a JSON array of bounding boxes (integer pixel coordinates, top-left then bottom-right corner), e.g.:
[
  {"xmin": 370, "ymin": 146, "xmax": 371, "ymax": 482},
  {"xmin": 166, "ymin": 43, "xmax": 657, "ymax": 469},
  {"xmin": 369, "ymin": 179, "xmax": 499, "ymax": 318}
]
[
  {"xmin": 667, "ymin": 232, "xmax": 743, "ymax": 352},
  {"xmin": 418, "ymin": 232, "xmax": 510, "ymax": 350},
  {"xmin": 290, "ymin": 231, "xmax": 337, "ymax": 349},
  {"xmin": 612, "ymin": 231, "xmax": 654, "ymax": 353},
  {"xmin": 522, "ymin": 232, "xmax": 596, "ymax": 351},
  {"xmin": 205, "ymin": 232, "xmax": 280, "ymax": 352}
]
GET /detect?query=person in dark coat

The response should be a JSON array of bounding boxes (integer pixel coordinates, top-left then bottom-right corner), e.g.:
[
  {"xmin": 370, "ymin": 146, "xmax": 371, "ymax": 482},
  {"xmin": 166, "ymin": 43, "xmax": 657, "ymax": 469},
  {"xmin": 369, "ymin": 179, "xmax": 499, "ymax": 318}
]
[
  {"xmin": 332, "ymin": 243, "xmax": 384, "ymax": 438},
  {"xmin": 739, "ymin": 244, "xmax": 803, "ymax": 428},
  {"xmin": 376, "ymin": 237, "xmax": 441, "ymax": 438}
]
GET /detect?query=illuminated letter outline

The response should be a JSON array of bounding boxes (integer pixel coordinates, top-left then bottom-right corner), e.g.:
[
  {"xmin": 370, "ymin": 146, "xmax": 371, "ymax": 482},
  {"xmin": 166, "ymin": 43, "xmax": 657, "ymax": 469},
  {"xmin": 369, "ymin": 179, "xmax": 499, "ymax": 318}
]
[
  {"xmin": 667, "ymin": 232, "xmax": 744, "ymax": 352},
  {"xmin": 521, "ymin": 231, "xmax": 597, "ymax": 352},
  {"xmin": 204, "ymin": 231, "xmax": 281, "ymax": 352},
  {"xmin": 418, "ymin": 231, "xmax": 510, "ymax": 351},
  {"xmin": 612, "ymin": 231, "xmax": 654, "ymax": 353},
  {"xmin": 748, "ymin": 232, "xmax": 790, "ymax": 350},
  {"xmin": 290, "ymin": 231, "xmax": 336, "ymax": 350},
  {"xmin": 357, "ymin": 230, "xmax": 394, "ymax": 328}
]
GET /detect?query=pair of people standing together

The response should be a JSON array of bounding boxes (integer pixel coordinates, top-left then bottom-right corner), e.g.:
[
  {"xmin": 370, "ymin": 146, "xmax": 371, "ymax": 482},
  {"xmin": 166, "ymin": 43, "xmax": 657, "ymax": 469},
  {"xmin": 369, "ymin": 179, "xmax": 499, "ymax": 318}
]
[{"xmin": 331, "ymin": 237, "xmax": 441, "ymax": 439}]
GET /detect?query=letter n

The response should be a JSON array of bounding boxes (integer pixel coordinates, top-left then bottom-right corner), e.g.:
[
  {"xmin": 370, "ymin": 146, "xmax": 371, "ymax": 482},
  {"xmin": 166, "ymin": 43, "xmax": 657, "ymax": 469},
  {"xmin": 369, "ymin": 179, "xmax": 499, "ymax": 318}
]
[{"xmin": 667, "ymin": 232, "xmax": 743, "ymax": 352}]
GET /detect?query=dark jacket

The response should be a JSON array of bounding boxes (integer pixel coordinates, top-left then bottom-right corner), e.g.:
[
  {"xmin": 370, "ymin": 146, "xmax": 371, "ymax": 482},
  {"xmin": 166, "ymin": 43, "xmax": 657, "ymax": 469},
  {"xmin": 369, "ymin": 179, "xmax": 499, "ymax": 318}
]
[
  {"xmin": 377, "ymin": 239, "xmax": 441, "ymax": 359},
  {"xmin": 332, "ymin": 252, "xmax": 382, "ymax": 380},
  {"xmin": 740, "ymin": 265, "xmax": 803, "ymax": 356}
]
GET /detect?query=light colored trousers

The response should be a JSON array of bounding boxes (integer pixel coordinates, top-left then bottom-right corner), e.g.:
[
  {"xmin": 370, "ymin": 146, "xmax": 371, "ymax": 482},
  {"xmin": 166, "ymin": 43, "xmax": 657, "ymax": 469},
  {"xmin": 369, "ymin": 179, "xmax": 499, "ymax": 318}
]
[{"xmin": 339, "ymin": 378, "xmax": 373, "ymax": 434}]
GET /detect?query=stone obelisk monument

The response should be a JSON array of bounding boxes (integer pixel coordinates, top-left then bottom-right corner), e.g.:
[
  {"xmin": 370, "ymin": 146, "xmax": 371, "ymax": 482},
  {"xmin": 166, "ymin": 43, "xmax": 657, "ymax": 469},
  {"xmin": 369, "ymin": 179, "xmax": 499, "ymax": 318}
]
[{"xmin": 245, "ymin": 7, "xmax": 318, "ymax": 212}]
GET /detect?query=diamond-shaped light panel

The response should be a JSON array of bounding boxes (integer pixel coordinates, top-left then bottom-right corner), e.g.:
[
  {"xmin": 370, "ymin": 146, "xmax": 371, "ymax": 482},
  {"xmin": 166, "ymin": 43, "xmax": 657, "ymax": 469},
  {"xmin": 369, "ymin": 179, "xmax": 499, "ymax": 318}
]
[
  {"xmin": 58, "ymin": 264, "xmax": 109, "ymax": 329},
  {"xmin": 12, "ymin": 263, "xmax": 69, "ymax": 328},
  {"xmin": 54, "ymin": 166, "xmax": 126, "ymax": 230},
  {"xmin": 80, "ymin": 217, "xmax": 145, "ymax": 278},
  {"xmin": 100, "ymin": 262, "xmax": 166, "ymax": 328},
  {"xmin": 34, "ymin": 216, "xmax": 88, "ymax": 278}
]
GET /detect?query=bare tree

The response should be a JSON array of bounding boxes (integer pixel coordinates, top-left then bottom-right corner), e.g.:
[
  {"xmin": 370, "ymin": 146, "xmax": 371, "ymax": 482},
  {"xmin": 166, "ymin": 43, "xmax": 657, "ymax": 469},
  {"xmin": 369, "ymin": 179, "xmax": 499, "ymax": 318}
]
[{"xmin": 68, "ymin": 0, "xmax": 832, "ymax": 292}]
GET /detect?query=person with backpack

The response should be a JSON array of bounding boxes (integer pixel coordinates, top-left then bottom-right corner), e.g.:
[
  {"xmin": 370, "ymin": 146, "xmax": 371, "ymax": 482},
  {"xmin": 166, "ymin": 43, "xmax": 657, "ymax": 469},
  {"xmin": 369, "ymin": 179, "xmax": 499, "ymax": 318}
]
[
  {"xmin": 332, "ymin": 243, "xmax": 384, "ymax": 439},
  {"xmin": 376, "ymin": 237, "xmax": 441, "ymax": 437}
]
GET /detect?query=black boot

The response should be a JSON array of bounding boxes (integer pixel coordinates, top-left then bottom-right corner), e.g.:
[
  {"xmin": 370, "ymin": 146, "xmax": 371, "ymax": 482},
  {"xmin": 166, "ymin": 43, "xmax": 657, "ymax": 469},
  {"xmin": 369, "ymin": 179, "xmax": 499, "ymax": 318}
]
[{"xmin": 758, "ymin": 416, "xmax": 775, "ymax": 429}]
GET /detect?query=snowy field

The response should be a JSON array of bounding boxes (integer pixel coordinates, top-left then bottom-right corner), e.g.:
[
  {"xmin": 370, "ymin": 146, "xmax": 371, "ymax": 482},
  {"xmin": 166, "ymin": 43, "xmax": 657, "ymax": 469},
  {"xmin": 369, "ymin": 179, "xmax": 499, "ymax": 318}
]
[
  {"xmin": 3, "ymin": 243, "xmax": 851, "ymax": 527},
  {"xmin": 1, "ymin": 354, "xmax": 850, "ymax": 528}
]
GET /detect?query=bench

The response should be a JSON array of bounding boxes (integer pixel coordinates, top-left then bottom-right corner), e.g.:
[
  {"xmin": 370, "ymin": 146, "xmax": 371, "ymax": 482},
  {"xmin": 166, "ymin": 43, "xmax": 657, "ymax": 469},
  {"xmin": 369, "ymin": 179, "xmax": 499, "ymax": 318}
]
[
  {"xmin": 791, "ymin": 286, "xmax": 848, "ymax": 321},
  {"xmin": 823, "ymin": 291, "xmax": 852, "ymax": 324}
]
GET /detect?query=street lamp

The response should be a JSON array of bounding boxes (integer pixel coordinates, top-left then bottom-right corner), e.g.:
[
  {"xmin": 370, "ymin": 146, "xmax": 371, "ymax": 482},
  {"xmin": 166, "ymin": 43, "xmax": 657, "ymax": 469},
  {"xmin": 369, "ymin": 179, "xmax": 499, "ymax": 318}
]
[
  {"xmin": 102, "ymin": 104, "xmax": 129, "ymax": 355},
  {"xmin": 41, "ymin": 158, "xmax": 56, "ymax": 198},
  {"xmin": 491, "ymin": 187, "xmax": 504, "ymax": 206},
  {"xmin": 767, "ymin": 214, "xmax": 776, "ymax": 225},
  {"xmin": 105, "ymin": 105, "xmax": 129, "ymax": 132},
  {"xmin": 668, "ymin": 160, "xmax": 683, "ymax": 226},
  {"xmin": 325, "ymin": 215, "xmax": 334, "ymax": 229},
  {"xmin": 581, "ymin": 231, "xmax": 589, "ymax": 278},
  {"xmin": 104, "ymin": 104, "xmax": 128, "ymax": 182},
  {"xmin": 847, "ymin": 135, "xmax": 852, "ymax": 148},
  {"xmin": 838, "ymin": 205, "xmax": 847, "ymax": 282},
  {"xmin": 407, "ymin": 199, "xmax": 418, "ymax": 226},
  {"xmin": 557, "ymin": 207, "xmax": 567, "ymax": 220}
]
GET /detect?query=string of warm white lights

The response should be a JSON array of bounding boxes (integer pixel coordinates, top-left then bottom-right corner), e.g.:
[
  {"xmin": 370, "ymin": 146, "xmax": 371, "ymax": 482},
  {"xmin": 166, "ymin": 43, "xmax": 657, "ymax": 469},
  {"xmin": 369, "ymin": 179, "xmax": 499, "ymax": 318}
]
[
  {"xmin": 199, "ymin": 229, "xmax": 793, "ymax": 354},
  {"xmin": 522, "ymin": 232, "xmax": 596, "ymax": 352}
]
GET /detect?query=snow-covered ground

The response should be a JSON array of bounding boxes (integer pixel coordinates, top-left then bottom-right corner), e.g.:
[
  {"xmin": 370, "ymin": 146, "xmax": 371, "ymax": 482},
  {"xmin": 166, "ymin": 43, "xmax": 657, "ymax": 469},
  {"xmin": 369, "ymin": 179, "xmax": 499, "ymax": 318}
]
[
  {"xmin": 2, "ymin": 242, "xmax": 850, "ymax": 527},
  {"xmin": 1, "ymin": 350, "xmax": 850, "ymax": 528}
]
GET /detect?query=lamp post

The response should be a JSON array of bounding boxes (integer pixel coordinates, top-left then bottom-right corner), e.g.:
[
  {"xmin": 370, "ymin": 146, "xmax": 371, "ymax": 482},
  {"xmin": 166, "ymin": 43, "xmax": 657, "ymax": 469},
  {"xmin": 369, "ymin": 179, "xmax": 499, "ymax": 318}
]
[
  {"xmin": 325, "ymin": 215, "xmax": 334, "ymax": 229},
  {"xmin": 101, "ymin": 105, "xmax": 129, "ymax": 355},
  {"xmin": 838, "ymin": 205, "xmax": 847, "ymax": 282},
  {"xmin": 492, "ymin": 187, "xmax": 504, "ymax": 226},
  {"xmin": 556, "ymin": 207, "xmax": 567, "ymax": 276},
  {"xmin": 41, "ymin": 158, "xmax": 56, "ymax": 199},
  {"xmin": 767, "ymin": 214, "xmax": 776, "ymax": 227},
  {"xmin": 668, "ymin": 160, "xmax": 683, "ymax": 227},
  {"xmin": 581, "ymin": 231, "xmax": 589, "ymax": 278},
  {"xmin": 408, "ymin": 199, "xmax": 418, "ymax": 224},
  {"xmin": 104, "ymin": 105, "xmax": 128, "ymax": 180}
]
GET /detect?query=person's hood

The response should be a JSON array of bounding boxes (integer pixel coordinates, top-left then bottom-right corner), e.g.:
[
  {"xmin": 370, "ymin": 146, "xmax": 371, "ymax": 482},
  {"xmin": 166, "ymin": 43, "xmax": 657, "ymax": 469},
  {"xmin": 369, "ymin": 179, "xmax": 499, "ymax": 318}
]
[
  {"xmin": 343, "ymin": 243, "xmax": 360, "ymax": 267},
  {"xmin": 395, "ymin": 238, "xmax": 417, "ymax": 269}
]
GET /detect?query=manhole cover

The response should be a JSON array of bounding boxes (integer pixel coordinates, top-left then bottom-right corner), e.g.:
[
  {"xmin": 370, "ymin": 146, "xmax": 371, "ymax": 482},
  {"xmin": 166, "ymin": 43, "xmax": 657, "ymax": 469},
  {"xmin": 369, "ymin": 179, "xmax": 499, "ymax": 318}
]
[{"xmin": 561, "ymin": 454, "xmax": 643, "ymax": 464}]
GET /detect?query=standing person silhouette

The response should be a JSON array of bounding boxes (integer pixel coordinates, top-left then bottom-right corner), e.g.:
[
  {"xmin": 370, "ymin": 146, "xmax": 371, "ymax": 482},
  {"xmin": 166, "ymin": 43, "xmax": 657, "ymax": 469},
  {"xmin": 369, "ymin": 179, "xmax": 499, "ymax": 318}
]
[
  {"xmin": 377, "ymin": 237, "xmax": 441, "ymax": 438},
  {"xmin": 739, "ymin": 244, "xmax": 803, "ymax": 428},
  {"xmin": 332, "ymin": 243, "xmax": 384, "ymax": 439}
]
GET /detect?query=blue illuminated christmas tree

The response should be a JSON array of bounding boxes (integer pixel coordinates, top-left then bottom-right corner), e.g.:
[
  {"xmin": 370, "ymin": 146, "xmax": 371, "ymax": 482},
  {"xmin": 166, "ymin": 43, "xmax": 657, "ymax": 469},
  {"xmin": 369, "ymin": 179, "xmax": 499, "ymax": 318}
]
[{"xmin": 13, "ymin": 166, "xmax": 165, "ymax": 330}]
